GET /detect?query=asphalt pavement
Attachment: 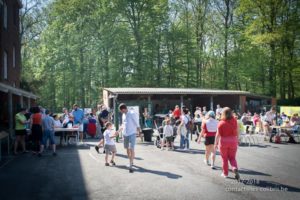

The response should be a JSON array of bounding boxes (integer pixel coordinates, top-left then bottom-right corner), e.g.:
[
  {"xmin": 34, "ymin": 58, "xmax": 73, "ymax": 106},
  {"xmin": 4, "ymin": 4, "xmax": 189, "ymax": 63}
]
[{"xmin": 0, "ymin": 136, "xmax": 300, "ymax": 200}]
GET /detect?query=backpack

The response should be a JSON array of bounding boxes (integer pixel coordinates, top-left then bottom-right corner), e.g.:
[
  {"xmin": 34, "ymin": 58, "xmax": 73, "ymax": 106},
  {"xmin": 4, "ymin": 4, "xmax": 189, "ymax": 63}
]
[{"xmin": 185, "ymin": 115, "xmax": 193, "ymax": 131}]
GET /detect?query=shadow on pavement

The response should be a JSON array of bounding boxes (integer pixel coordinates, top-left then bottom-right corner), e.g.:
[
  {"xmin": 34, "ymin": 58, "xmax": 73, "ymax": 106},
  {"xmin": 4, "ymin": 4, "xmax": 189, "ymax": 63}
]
[
  {"xmin": 115, "ymin": 153, "xmax": 144, "ymax": 160},
  {"xmin": 239, "ymin": 168, "xmax": 271, "ymax": 176},
  {"xmin": 115, "ymin": 165, "xmax": 183, "ymax": 179},
  {"xmin": 0, "ymin": 147, "xmax": 88, "ymax": 200}
]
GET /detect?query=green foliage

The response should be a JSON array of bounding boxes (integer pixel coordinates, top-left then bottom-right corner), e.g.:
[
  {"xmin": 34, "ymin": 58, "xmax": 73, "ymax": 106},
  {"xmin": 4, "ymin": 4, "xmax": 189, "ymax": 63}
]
[{"xmin": 21, "ymin": 0, "xmax": 300, "ymax": 111}]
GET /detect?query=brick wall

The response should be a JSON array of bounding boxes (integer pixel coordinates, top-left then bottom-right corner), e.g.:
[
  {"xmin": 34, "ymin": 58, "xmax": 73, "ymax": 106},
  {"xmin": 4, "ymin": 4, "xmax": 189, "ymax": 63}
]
[{"xmin": 0, "ymin": 0, "xmax": 21, "ymax": 88}]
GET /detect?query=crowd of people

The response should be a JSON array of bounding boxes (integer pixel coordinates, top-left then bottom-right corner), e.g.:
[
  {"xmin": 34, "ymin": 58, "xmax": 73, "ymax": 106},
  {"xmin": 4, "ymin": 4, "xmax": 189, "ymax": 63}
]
[
  {"xmin": 13, "ymin": 104, "xmax": 90, "ymax": 156},
  {"xmin": 13, "ymin": 102, "xmax": 299, "ymax": 178}
]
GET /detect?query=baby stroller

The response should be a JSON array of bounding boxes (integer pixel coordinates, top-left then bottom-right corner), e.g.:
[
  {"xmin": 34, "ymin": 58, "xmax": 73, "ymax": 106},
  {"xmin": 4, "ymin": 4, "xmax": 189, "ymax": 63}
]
[{"xmin": 153, "ymin": 121, "xmax": 164, "ymax": 148}]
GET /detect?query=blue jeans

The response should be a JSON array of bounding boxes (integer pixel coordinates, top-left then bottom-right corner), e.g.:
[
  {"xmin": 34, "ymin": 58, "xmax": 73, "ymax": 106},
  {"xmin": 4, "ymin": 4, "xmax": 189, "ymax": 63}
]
[
  {"xmin": 43, "ymin": 129, "xmax": 55, "ymax": 145},
  {"xmin": 180, "ymin": 133, "xmax": 190, "ymax": 149}
]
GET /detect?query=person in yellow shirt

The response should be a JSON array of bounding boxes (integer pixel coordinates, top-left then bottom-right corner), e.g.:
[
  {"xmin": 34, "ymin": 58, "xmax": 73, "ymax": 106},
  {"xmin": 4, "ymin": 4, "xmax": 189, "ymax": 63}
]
[{"xmin": 14, "ymin": 108, "xmax": 29, "ymax": 155}]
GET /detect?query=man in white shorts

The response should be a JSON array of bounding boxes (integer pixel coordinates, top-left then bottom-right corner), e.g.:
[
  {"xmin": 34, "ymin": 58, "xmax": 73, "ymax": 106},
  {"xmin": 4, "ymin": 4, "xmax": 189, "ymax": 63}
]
[{"xmin": 119, "ymin": 103, "xmax": 141, "ymax": 173}]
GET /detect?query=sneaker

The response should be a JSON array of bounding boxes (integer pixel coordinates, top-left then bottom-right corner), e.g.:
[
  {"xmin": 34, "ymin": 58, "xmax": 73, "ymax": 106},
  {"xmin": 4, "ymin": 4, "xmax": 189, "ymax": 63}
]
[
  {"xmin": 105, "ymin": 163, "xmax": 109, "ymax": 166},
  {"xmin": 53, "ymin": 152, "xmax": 57, "ymax": 156},
  {"xmin": 95, "ymin": 146, "xmax": 99, "ymax": 153},
  {"xmin": 161, "ymin": 148, "xmax": 165, "ymax": 151},
  {"xmin": 184, "ymin": 148, "xmax": 188, "ymax": 151},
  {"xmin": 211, "ymin": 165, "xmax": 216, "ymax": 170},
  {"xmin": 110, "ymin": 160, "xmax": 116, "ymax": 166},
  {"xmin": 234, "ymin": 169, "xmax": 240, "ymax": 181},
  {"xmin": 221, "ymin": 173, "xmax": 228, "ymax": 178},
  {"xmin": 129, "ymin": 168, "xmax": 134, "ymax": 173}
]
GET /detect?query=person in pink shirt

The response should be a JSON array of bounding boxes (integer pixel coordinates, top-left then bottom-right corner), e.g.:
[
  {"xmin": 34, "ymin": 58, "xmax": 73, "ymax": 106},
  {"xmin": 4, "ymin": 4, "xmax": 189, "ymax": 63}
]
[{"xmin": 214, "ymin": 107, "xmax": 240, "ymax": 180}]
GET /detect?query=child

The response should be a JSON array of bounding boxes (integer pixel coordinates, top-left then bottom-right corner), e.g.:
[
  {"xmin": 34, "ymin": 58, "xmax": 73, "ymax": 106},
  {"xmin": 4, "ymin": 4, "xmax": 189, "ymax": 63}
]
[
  {"xmin": 163, "ymin": 119, "xmax": 174, "ymax": 150},
  {"xmin": 103, "ymin": 122, "xmax": 119, "ymax": 166}
]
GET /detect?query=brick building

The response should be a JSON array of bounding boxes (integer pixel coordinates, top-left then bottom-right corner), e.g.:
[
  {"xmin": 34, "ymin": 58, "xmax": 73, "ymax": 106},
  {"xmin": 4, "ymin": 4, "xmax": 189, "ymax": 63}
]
[{"xmin": 0, "ymin": 0, "xmax": 37, "ymax": 133}]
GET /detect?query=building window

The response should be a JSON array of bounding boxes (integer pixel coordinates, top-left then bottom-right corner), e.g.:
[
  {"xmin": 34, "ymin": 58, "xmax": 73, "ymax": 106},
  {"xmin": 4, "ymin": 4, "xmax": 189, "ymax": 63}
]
[
  {"xmin": 4, "ymin": 51, "xmax": 8, "ymax": 79},
  {"xmin": 14, "ymin": 5, "xmax": 18, "ymax": 26},
  {"xmin": 3, "ymin": 1, "xmax": 7, "ymax": 29},
  {"xmin": 13, "ymin": 46, "xmax": 16, "ymax": 68}
]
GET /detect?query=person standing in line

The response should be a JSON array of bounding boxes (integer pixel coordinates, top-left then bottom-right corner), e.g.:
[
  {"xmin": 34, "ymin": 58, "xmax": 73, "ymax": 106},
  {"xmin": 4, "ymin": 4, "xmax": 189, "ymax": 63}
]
[
  {"xmin": 119, "ymin": 103, "xmax": 141, "ymax": 173},
  {"xmin": 198, "ymin": 111, "xmax": 218, "ymax": 169},
  {"xmin": 39, "ymin": 110, "xmax": 57, "ymax": 156},
  {"xmin": 30, "ymin": 106, "xmax": 43, "ymax": 154},
  {"xmin": 214, "ymin": 107, "xmax": 240, "ymax": 180},
  {"xmin": 14, "ymin": 108, "xmax": 29, "ymax": 155},
  {"xmin": 72, "ymin": 104, "xmax": 85, "ymax": 144}
]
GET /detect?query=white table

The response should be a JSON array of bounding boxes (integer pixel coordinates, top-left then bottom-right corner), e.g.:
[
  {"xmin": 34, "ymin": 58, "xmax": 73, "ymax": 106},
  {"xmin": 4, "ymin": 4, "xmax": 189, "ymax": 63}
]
[{"xmin": 54, "ymin": 127, "xmax": 79, "ymax": 145}]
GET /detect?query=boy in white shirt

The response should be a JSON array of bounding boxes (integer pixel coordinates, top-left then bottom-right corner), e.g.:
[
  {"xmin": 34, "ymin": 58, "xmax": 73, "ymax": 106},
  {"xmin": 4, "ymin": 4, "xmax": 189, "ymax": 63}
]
[
  {"xmin": 163, "ymin": 119, "xmax": 174, "ymax": 150},
  {"xmin": 103, "ymin": 122, "xmax": 120, "ymax": 166}
]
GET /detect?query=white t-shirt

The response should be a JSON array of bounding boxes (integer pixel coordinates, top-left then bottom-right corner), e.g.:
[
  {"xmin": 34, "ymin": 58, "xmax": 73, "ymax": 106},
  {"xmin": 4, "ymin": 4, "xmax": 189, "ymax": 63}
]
[
  {"xmin": 205, "ymin": 118, "xmax": 218, "ymax": 132},
  {"xmin": 163, "ymin": 125, "xmax": 173, "ymax": 137},
  {"xmin": 54, "ymin": 119, "xmax": 62, "ymax": 128},
  {"xmin": 181, "ymin": 115, "xmax": 190, "ymax": 125},
  {"xmin": 104, "ymin": 129, "xmax": 115, "ymax": 145},
  {"xmin": 122, "ymin": 110, "xmax": 140, "ymax": 136},
  {"xmin": 265, "ymin": 111, "xmax": 275, "ymax": 123}
]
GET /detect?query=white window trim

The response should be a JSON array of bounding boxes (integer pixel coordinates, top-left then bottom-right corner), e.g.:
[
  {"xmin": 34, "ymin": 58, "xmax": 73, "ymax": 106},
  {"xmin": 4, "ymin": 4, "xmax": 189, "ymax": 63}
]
[
  {"xmin": 4, "ymin": 1, "xmax": 8, "ymax": 29},
  {"xmin": 4, "ymin": 51, "xmax": 8, "ymax": 80}
]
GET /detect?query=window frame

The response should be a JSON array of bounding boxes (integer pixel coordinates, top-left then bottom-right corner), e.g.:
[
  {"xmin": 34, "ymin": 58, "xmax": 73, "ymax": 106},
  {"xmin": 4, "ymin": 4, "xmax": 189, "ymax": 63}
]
[
  {"xmin": 3, "ymin": 0, "xmax": 8, "ymax": 29},
  {"xmin": 4, "ymin": 51, "xmax": 8, "ymax": 80}
]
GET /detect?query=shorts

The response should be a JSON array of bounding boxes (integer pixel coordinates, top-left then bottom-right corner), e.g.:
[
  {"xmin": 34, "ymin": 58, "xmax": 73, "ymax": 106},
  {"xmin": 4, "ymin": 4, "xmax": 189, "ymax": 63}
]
[
  {"xmin": 205, "ymin": 136, "xmax": 215, "ymax": 146},
  {"xmin": 124, "ymin": 134, "xmax": 136, "ymax": 149},
  {"xmin": 165, "ymin": 136, "xmax": 173, "ymax": 143},
  {"xmin": 15, "ymin": 129, "xmax": 27, "ymax": 136},
  {"xmin": 104, "ymin": 144, "xmax": 117, "ymax": 155},
  {"xmin": 75, "ymin": 124, "xmax": 84, "ymax": 132},
  {"xmin": 43, "ymin": 130, "xmax": 56, "ymax": 145}
]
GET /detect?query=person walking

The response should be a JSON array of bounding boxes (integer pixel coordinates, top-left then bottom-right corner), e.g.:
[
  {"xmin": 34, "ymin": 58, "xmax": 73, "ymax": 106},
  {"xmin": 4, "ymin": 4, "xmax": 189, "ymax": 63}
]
[
  {"xmin": 119, "ymin": 103, "xmax": 141, "ymax": 173},
  {"xmin": 214, "ymin": 107, "xmax": 240, "ymax": 180},
  {"xmin": 198, "ymin": 111, "xmax": 218, "ymax": 169},
  {"xmin": 14, "ymin": 108, "xmax": 29, "ymax": 155}
]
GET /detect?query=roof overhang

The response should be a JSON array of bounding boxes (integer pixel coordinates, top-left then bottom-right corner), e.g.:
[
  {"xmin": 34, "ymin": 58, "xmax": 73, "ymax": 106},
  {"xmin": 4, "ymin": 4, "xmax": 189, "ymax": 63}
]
[
  {"xmin": 0, "ymin": 83, "xmax": 37, "ymax": 99},
  {"xmin": 103, "ymin": 88, "xmax": 271, "ymax": 99}
]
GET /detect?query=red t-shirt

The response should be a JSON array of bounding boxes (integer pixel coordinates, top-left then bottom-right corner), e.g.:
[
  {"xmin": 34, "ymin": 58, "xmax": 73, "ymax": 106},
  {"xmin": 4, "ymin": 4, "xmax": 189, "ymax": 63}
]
[
  {"xmin": 218, "ymin": 118, "xmax": 238, "ymax": 137},
  {"xmin": 173, "ymin": 108, "xmax": 181, "ymax": 118},
  {"xmin": 32, "ymin": 113, "xmax": 42, "ymax": 125}
]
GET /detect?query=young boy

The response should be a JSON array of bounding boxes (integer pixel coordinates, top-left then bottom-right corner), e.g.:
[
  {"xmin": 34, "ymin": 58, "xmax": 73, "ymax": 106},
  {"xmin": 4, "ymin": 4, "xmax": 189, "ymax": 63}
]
[
  {"xmin": 103, "ymin": 122, "xmax": 119, "ymax": 166},
  {"xmin": 162, "ymin": 119, "xmax": 174, "ymax": 150}
]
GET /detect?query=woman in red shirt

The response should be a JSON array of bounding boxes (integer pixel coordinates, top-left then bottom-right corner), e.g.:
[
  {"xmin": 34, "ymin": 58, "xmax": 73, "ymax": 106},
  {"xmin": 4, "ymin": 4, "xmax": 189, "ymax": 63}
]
[
  {"xmin": 215, "ymin": 107, "xmax": 240, "ymax": 180},
  {"xmin": 30, "ymin": 106, "xmax": 43, "ymax": 154}
]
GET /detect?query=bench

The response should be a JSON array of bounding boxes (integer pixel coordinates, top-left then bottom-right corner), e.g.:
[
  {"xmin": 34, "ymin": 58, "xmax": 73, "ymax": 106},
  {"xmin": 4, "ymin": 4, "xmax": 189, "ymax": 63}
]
[{"xmin": 0, "ymin": 131, "xmax": 10, "ymax": 162}]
